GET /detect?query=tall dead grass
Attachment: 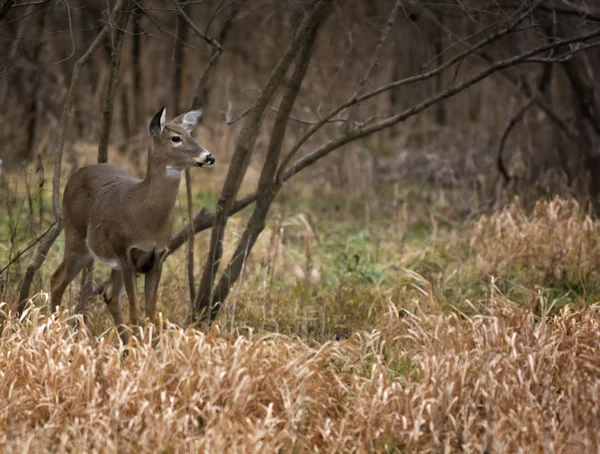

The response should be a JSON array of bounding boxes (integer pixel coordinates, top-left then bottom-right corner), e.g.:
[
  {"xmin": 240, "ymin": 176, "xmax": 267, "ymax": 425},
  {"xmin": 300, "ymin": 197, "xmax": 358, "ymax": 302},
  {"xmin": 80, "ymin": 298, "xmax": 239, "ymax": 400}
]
[
  {"xmin": 471, "ymin": 197, "xmax": 600, "ymax": 284},
  {"xmin": 2, "ymin": 287, "xmax": 600, "ymax": 452}
]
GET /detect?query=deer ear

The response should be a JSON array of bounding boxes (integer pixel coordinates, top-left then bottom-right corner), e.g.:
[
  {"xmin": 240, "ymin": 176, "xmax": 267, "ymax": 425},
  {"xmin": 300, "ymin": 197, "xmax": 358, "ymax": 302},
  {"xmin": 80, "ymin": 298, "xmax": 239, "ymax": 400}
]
[
  {"xmin": 149, "ymin": 107, "xmax": 167, "ymax": 137},
  {"xmin": 171, "ymin": 109, "xmax": 203, "ymax": 132}
]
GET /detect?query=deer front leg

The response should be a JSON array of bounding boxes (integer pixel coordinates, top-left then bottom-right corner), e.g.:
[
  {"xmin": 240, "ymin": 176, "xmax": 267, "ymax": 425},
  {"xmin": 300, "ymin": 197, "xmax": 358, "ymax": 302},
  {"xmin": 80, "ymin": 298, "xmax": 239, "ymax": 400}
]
[
  {"xmin": 144, "ymin": 260, "xmax": 163, "ymax": 321},
  {"xmin": 121, "ymin": 261, "xmax": 140, "ymax": 326}
]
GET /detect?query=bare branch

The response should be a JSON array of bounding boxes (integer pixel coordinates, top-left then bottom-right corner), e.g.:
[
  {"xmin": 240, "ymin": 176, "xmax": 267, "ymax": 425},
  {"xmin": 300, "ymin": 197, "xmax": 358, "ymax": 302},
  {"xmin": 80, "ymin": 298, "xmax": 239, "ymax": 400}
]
[
  {"xmin": 225, "ymin": 103, "xmax": 254, "ymax": 124},
  {"xmin": 281, "ymin": 26, "xmax": 600, "ymax": 183},
  {"xmin": 269, "ymin": 106, "xmax": 346, "ymax": 125},
  {"xmin": 276, "ymin": 0, "xmax": 545, "ymax": 181},
  {"xmin": 137, "ymin": 2, "xmax": 197, "ymax": 49},
  {"xmin": 0, "ymin": 221, "xmax": 56, "ymax": 277},
  {"xmin": 538, "ymin": 4, "xmax": 600, "ymax": 23},
  {"xmin": 497, "ymin": 97, "xmax": 536, "ymax": 184},
  {"xmin": 175, "ymin": 0, "xmax": 223, "ymax": 50},
  {"xmin": 192, "ymin": 48, "xmax": 222, "ymax": 109},
  {"xmin": 168, "ymin": 20, "xmax": 600, "ymax": 258},
  {"xmin": 167, "ymin": 192, "xmax": 256, "ymax": 256},
  {"xmin": 344, "ymin": 0, "xmax": 400, "ymax": 132}
]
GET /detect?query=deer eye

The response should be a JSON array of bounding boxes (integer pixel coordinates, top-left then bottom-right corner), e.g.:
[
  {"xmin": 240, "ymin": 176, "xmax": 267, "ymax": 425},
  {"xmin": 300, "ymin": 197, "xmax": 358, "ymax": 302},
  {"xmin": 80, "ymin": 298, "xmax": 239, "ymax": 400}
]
[{"xmin": 171, "ymin": 136, "xmax": 181, "ymax": 143}]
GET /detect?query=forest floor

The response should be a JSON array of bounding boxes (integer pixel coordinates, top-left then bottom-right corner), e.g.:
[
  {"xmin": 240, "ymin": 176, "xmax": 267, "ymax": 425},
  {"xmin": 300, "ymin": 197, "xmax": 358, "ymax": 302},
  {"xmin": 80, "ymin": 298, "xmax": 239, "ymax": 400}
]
[{"xmin": 1, "ymin": 172, "xmax": 600, "ymax": 452}]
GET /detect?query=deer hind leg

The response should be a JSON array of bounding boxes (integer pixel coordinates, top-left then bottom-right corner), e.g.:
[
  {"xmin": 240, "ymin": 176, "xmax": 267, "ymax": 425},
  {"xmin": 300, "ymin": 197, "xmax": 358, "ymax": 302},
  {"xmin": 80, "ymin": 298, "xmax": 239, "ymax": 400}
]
[
  {"xmin": 103, "ymin": 269, "xmax": 128, "ymax": 344},
  {"xmin": 50, "ymin": 245, "xmax": 93, "ymax": 314},
  {"xmin": 144, "ymin": 260, "xmax": 163, "ymax": 321}
]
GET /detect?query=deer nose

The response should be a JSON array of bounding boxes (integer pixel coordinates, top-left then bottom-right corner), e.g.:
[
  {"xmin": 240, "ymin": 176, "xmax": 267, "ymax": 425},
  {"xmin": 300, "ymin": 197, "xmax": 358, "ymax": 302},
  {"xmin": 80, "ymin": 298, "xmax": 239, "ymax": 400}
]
[{"xmin": 205, "ymin": 154, "xmax": 215, "ymax": 166}]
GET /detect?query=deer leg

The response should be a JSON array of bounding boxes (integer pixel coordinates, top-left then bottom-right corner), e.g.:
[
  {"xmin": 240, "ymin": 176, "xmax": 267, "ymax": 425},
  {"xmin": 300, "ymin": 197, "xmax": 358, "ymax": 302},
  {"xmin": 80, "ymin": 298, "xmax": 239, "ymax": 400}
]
[
  {"xmin": 103, "ymin": 269, "xmax": 128, "ymax": 344},
  {"xmin": 144, "ymin": 260, "xmax": 162, "ymax": 321},
  {"xmin": 121, "ymin": 261, "xmax": 140, "ymax": 326},
  {"xmin": 50, "ymin": 250, "xmax": 93, "ymax": 314}
]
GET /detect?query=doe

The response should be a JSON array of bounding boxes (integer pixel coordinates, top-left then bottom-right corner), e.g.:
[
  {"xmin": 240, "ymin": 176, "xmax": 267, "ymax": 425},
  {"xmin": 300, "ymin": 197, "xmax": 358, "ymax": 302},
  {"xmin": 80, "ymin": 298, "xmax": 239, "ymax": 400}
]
[{"xmin": 48, "ymin": 107, "xmax": 214, "ymax": 342}]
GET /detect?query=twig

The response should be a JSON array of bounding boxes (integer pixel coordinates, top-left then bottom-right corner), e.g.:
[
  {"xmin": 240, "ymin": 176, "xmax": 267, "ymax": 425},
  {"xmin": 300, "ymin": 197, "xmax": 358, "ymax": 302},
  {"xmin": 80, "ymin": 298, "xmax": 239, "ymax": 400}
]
[
  {"xmin": 269, "ymin": 106, "xmax": 346, "ymax": 125},
  {"xmin": 175, "ymin": 0, "xmax": 222, "ymax": 50},
  {"xmin": 185, "ymin": 169, "xmax": 196, "ymax": 309},
  {"xmin": 538, "ymin": 4, "xmax": 600, "ymax": 23},
  {"xmin": 225, "ymin": 103, "xmax": 254, "ymax": 125},
  {"xmin": 98, "ymin": 1, "xmax": 131, "ymax": 163},
  {"xmin": 137, "ymin": 2, "xmax": 197, "ymax": 49},
  {"xmin": 0, "ymin": 221, "xmax": 56, "ymax": 277},
  {"xmin": 316, "ymin": 27, "xmax": 353, "ymax": 117}
]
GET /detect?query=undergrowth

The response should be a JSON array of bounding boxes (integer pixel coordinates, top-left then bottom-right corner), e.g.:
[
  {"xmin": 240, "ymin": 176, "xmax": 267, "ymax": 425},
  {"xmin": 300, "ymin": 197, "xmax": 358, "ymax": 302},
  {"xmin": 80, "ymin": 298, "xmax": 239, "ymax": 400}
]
[{"xmin": 2, "ymin": 173, "xmax": 600, "ymax": 451}]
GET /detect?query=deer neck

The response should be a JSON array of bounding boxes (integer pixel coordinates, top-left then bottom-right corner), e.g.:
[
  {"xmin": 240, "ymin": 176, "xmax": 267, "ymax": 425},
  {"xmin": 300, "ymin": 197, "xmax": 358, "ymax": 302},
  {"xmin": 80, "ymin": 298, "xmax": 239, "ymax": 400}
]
[{"xmin": 136, "ymin": 153, "xmax": 183, "ymax": 221}]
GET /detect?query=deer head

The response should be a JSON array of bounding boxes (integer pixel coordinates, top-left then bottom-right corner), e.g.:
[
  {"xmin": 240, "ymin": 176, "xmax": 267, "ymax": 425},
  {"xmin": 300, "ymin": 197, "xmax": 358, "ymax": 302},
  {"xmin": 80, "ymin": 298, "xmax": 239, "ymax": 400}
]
[{"xmin": 148, "ymin": 107, "xmax": 215, "ymax": 178}]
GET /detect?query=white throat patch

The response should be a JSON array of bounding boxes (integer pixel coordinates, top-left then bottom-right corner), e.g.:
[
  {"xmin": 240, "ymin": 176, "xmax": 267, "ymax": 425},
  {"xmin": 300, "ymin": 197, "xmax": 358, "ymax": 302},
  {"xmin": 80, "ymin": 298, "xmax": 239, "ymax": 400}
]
[{"xmin": 166, "ymin": 166, "xmax": 183, "ymax": 179}]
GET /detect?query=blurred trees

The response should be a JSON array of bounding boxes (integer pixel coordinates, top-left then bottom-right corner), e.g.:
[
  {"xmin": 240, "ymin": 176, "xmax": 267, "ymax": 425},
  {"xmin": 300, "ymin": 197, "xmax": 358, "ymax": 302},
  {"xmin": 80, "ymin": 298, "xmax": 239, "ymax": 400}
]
[{"xmin": 2, "ymin": 0, "xmax": 600, "ymax": 320}]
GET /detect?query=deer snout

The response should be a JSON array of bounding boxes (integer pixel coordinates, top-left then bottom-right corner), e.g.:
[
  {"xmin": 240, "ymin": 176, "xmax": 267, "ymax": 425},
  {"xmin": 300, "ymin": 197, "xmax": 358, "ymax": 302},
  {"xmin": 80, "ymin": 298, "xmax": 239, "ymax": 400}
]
[{"xmin": 194, "ymin": 151, "xmax": 215, "ymax": 167}]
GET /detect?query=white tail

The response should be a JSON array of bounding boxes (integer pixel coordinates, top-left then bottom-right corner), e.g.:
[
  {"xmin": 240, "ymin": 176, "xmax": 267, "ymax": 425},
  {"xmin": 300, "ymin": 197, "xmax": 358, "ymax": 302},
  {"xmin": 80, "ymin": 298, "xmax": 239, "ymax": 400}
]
[{"xmin": 50, "ymin": 107, "xmax": 215, "ymax": 342}]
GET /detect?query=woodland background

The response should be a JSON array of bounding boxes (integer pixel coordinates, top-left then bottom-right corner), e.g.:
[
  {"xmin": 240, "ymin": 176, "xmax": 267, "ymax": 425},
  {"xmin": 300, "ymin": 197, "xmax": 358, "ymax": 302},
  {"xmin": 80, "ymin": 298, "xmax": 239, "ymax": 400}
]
[{"xmin": 2, "ymin": 1, "xmax": 600, "ymax": 452}]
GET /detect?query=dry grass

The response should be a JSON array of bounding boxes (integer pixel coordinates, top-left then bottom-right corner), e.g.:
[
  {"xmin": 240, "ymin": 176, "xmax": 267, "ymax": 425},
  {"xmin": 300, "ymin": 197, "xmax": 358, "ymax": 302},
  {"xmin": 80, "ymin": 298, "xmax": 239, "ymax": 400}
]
[
  {"xmin": 2, "ymin": 285, "xmax": 600, "ymax": 452},
  {"xmin": 471, "ymin": 197, "xmax": 600, "ymax": 285},
  {"xmin": 3, "ymin": 194, "xmax": 600, "ymax": 452}
]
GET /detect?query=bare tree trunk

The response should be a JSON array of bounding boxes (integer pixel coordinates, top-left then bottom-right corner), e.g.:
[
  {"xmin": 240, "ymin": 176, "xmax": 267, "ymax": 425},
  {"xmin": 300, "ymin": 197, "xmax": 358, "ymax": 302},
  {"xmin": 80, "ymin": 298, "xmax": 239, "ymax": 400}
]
[
  {"xmin": 0, "ymin": 0, "xmax": 15, "ymax": 22},
  {"xmin": 131, "ymin": 6, "xmax": 143, "ymax": 134},
  {"xmin": 120, "ymin": 81, "xmax": 130, "ymax": 153},
  {"xmin": 18, "ymin": 0, "xmax": 126, "ymax": 311},
  {"xmin": 173, "ymin": 3, "xmax": 187, "ymax": 114},
  {"xmin": 98, "ymin": 1, "xmax": 131, "ymax": 163},
  {"xmin": 173, "ymin": 2, "xmax": 197, "ymax": 312},
  {"xmin": 562, "ymin": 56, "xmax": 600, "ymax": 210},
  {"xmin": 206, "ymin": 18, "xmax": 325, "ymax": 320},
  {"xmin": 433, "ymin": 12, "xmax": 447, "ymax": 126},
  {"xmin": 194, "ymin": 0, "xmax": 334, "ymax": 321},
  {"xmin": 25, "ymin": 5, "xmax": 49, "ymax": 161}
]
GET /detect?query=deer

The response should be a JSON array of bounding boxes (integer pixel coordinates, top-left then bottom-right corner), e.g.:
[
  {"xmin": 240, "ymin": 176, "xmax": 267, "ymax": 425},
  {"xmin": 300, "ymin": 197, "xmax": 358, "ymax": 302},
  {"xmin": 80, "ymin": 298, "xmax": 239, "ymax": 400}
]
[{"xmin": 48, "ymin": 107, "xmax": 214, "ymax": 343}]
